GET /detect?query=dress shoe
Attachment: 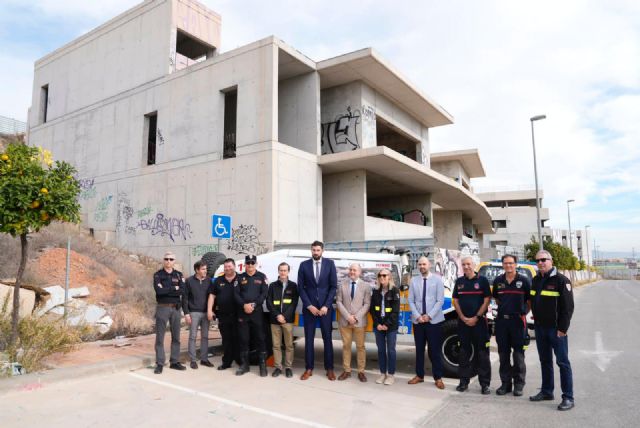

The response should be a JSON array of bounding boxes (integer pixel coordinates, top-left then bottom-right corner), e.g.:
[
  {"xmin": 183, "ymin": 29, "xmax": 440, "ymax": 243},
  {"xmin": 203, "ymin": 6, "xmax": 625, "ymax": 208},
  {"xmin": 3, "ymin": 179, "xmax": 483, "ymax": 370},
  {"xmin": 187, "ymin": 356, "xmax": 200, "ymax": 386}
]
[
  {"xmin": 496, "ymin": 383, "xmax": 512, "ymax": 395},
  {"xmin": 338, "ymin": 371, "xmax": 351, "ymax": 381},
  {"xmin": 557, "ymin": 398, "xmax": 575, "ymax": 411},
  {"xmin": 481, "ymin": 385, "xmax": 491, "ymax": 395},
  {"xmin": 170, "ymin": 362, "xmax": 186, "ymax": 371},
  {"xmin": 357, "ymin": 372, "xmax": 367, "ymax": 382},
  {"xmin": 529, "ymin": 391, "xmax": 554, "ymax": 402},
  {"xmin": 272, "ymin": 368, "xmax": 282, "ymax": 378},
  {"xmin": 513, "ymin": 384, "xmax": 524, "ymax": 397},
  {"xmin": 200, "ymin": 360, "xmax": 214, "ymax": 368},
  {"xmin": 456, "ymin": 382, "xmax": 469, "ymax": 392},
  {"xmin": 376, "ymin": 374, "xmax": 386, "ymax": 384},
  {"xmin": 154, "ymin": 364, "xmax": 163, "ymax": 374},
  {"xmin": 384, "ymin": 375, "xmax": 395, "ymax": 385},
  {"xmin": 190, "ymin": 361, "xmax": 198, "ymax": 369},
  {"xmin": 326, "ymin": 370, "xmax": 336, "ymax": 381},
  {"xmin": 408, "ymin": 376, "xmax": 424, "ymax": 385},
  {"xmin": 300, "ymin": 369, "xmax": 313, "ymax": 380},
  {"xmin": 434, "ymin": 379, "xmax": 445, "ymax": 390},
  {"xmin": 217, "ymin": 363, "xmax": 232, "ymax": 371},
  {"xmin": 285, "ymin": 368, "xmax": 293, "ymax": 378}
]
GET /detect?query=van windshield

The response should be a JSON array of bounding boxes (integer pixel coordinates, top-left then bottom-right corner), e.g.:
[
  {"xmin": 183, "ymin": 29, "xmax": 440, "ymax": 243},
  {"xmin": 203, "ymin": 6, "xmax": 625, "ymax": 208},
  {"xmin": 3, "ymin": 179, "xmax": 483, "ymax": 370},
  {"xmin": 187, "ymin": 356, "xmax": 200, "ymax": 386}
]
[{"xmin": 478, "ymin": 265, "xmax": 533, "ymax": 283}]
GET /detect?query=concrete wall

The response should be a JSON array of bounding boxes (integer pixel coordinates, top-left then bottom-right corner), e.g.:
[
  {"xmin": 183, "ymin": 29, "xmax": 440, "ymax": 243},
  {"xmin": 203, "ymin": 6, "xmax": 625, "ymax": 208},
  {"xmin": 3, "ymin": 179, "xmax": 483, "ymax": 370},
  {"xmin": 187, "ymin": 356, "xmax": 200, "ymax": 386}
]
[
  {"xmin": 322, "ymin": 170, "xmax": 367, "ymax": 242},
  {"xmin": 433, "ymin": 210, "xmax": 463, "ymax": 249},
  {"xmin": 367, "ymin": 194, "xmax": 433, "ymax": 226},
  {"xmin": 365, "ymin": 217, "xmax": 433, "ymax": 240},
  {"xmin": 278, "ymin": 72, "xmax": 320, "ymax": 155},
  {"xmin": 431, "ymin": 160, "xmax": 469, "ymax": 187},
  {"xmin": 320, "ymin": 82, "xmax": 364, "ymax": 154}
]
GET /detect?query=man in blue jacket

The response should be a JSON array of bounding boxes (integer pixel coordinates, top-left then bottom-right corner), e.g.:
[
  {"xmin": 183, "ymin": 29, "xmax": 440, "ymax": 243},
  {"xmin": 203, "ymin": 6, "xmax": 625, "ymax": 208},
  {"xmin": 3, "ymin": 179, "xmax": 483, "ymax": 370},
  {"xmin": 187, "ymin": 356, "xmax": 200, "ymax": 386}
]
[{"xmin": 298, "ymin": 241, "xmax": 337, "ymax": 381}]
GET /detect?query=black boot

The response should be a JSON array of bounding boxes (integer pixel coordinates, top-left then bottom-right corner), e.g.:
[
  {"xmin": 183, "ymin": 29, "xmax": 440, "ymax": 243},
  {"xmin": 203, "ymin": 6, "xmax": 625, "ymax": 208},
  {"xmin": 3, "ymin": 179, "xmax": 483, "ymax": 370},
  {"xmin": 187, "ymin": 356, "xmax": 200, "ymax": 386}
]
[
  {"xmin": 496, "ymin": 383, "xmax": 513, "ymax": 395},
  {"xmin": 259, "ymin": 352, "xmax": 268, "ymax": 377},
  {"xmin": 235, "ymin": 352, "xmax": 249, "ymax": 376}
]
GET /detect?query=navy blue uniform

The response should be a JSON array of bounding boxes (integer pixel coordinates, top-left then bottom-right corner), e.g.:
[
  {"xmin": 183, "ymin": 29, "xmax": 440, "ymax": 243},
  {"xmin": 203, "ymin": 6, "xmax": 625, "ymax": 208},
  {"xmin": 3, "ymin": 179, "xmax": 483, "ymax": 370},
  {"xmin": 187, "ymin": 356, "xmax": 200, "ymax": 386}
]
[
  {"xmin": 492, "ymin": 273, "xmax": 531, "ymax": 388},
  {"xmin": 234, "ymin": 271, "xmax": 268, "ymax": 353},
  {"xmin": 210, "ymin": 274, "xmax": 241, "ymax": 366},
  {"xmin": 453, "ymin": 273, "xmax": 491, "ymax": 386}
]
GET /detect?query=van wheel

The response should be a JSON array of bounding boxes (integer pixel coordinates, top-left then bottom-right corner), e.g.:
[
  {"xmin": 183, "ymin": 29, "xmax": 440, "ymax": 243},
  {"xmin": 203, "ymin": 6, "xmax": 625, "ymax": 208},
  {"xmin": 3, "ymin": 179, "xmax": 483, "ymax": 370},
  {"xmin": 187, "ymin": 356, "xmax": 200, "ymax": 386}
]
[
  {"xmin": 441, "ymin": 319, "xmax": 476, "ymax": 378},
  {"xmin": 201, "ymin": 252, "xmax": 226, "ymax": 278}
]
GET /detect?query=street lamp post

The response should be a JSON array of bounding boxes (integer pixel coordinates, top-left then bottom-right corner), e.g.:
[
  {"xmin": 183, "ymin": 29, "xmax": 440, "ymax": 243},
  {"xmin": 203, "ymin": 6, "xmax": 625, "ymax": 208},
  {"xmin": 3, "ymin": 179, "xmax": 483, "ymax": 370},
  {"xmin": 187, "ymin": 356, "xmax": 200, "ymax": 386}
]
[
  {"xmin": 530, "ymin": 115, "xmax": 546, "ymax": 251},
  {"xmin": 567, "ymin": 199, "xmax": 575, "ymax": 254},
  {"xmin": 585, "ymin": 225, "xmax": 591, "ymax": 266}
]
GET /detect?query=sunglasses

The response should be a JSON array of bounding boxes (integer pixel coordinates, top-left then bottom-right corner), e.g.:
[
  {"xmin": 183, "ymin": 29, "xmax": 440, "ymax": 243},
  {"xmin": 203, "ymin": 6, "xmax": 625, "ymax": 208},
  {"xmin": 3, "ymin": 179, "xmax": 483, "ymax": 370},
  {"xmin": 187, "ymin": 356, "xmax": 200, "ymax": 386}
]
[
  {"xmin": 246, "ymin": 261, "xmax": 256, "ymax": 265},
  {"xmin": 164, "ymin": 258, "xmax": 175, "ymax": 261},
  {"xmin": 377, "ymin": 274, "xmax": 389, "ymax": 278},
  {"xmin": 536, "ymin": 258, "xmax": 549, "ymax": 263}
]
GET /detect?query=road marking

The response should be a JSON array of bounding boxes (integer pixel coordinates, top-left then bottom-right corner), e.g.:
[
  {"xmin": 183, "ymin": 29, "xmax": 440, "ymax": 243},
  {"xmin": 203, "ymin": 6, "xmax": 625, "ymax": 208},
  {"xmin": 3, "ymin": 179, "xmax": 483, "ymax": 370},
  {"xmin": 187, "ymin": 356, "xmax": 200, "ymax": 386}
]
[
  {"xmin": 615, "ymin": 283, "xmax": 638, "ymax": 303},
  {"xmin": 580, "ymin": 331, "xmax": 622, "ymax": 372},
  {"xmin": 129, "ymin": 372, "xmax": 334, "ymax": 428}
]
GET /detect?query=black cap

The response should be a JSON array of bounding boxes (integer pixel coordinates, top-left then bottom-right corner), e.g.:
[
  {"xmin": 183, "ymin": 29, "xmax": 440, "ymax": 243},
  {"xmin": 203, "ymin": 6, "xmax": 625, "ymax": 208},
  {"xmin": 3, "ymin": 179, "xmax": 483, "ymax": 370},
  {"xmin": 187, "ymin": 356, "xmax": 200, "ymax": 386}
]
[{"xmin": 245, "ymin": 255, "xmax": 257, "ymax": 263}]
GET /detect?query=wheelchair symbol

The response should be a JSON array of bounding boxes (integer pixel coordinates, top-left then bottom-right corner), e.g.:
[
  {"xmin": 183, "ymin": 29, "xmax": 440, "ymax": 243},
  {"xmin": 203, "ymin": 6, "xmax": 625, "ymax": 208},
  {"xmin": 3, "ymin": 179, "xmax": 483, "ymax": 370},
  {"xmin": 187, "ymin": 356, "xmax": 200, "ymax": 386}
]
[{"xmin": 214, "ymin": 218, "xmax": 228, "ymax": 236}]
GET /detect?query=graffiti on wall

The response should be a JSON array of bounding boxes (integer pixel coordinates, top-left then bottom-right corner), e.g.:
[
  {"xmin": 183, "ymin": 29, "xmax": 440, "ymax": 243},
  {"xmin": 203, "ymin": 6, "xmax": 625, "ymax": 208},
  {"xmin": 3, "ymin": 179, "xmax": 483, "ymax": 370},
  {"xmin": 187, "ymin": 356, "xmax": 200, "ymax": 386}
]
[
  {"xmin": 191, "ymin": 244, "xmax": 220, "ymax": 258},
  {"xmin": 137, "ymin": 213, "xmax": 192, "ymax": 242},
  {"xmin": 136, "ymin": 207, "xmax": 152, "ymax": 218},
  {"xmin": 78, "ymin": 178, "xmax": 96, "ymax": 200},
  {"xmin": 93, "ymin": 195, "xmax": 113, "ymax": 223},
  {"xmin": 116, "ymin": 192, "xmax": 136, "ymax": 235},
  {"xmin": 227, "ymin": 224, "xmax": 267, "ymax": 255},
  {"xmin": 157, "ymin": 129, "xmax": 165, "ymax": 146},
  {"xmin": 321, "ymin": 107, "xmax": 361, "ymax": 154}
]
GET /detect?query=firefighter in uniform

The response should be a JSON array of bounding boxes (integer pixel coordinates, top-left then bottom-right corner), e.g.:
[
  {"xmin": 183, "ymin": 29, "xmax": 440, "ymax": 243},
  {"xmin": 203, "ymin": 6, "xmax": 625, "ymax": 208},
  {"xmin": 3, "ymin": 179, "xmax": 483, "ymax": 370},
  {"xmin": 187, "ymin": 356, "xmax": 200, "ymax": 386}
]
[
  {"xmin": 492, "ymin": 254, "xmax": 531, "ymax": 396},
  {"xmin": 153, "ymin": 251, "xmax": 186, "ymax": 374},
  {"xmin": 234, "ymin": 255, "xmax": 269, "ymax": 377},
  {"xmin": 529, "ymin": 250, "xmax": 575, "ymax": 411},
  {"xmin": 452, "ymin": 256, "xmax": 492, "ymax": 394},
  {"xmin": 208, "ymin": 258, "xmax": 242, "ymax": 370}
]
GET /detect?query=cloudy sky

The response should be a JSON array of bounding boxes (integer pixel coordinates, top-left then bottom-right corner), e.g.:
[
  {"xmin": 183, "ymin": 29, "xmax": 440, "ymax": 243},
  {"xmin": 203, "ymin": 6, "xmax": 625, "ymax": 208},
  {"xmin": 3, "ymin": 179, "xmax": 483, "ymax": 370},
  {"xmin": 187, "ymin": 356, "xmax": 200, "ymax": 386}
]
[{"xmin": 1, "ymin": 0, "xmax": 638, "ymax": 253}]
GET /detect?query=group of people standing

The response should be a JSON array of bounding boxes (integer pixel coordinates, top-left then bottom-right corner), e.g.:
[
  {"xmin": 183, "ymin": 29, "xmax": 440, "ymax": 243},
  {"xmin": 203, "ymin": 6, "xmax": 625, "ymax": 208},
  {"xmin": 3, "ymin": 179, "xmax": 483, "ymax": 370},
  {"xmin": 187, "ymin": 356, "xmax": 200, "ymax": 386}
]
[{"xmin": 152, "ymin": 243, "xmax": 575, "ymax": 411}]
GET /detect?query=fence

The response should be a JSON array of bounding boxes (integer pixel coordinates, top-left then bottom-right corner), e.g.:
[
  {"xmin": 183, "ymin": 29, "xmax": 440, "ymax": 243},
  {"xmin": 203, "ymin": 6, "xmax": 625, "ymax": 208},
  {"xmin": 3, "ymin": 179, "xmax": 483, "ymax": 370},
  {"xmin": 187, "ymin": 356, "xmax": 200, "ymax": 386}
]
[{"xmin": 0, "ymin": 115, "xmax": 27, "ymax": 135}]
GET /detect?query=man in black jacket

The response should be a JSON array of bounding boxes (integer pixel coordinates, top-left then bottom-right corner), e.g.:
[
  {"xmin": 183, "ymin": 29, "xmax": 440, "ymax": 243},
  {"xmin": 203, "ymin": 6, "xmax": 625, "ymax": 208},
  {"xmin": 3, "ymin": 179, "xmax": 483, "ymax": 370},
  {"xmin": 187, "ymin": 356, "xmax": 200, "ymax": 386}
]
[
  {"xmin": 183, "ymin": 260, "xmax": 214, "ymax": 369},
  {"xmin": 529, "ymin": 250, "xmax": 575, "ymax": 411},
  {"xmin": 208, "ymin": 258, "xmax": 241, "ymax": 370},
  {"xmin": 153, "ymin": 251, "xmax": 186, "ymax": 374},
  {"xmin": 266, "ymin": 262, "xmax": 299, "ymax": 378}
]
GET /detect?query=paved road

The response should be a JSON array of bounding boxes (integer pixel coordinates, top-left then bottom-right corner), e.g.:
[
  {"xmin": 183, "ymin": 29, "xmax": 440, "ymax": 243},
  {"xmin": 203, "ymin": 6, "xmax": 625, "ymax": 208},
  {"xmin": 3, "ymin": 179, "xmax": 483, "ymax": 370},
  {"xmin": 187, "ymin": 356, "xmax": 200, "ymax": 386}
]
[{"xmin": 2, "ymin": 280, "xmax": 639, "ymax": 427}]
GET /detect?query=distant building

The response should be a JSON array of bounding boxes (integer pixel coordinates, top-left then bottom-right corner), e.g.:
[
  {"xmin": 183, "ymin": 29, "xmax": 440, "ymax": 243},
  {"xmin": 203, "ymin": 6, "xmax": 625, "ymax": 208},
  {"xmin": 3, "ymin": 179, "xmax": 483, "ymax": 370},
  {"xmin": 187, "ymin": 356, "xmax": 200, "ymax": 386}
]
[
  {"xmin": 27, "ymin": 0, "xmax": 492, "ymax": 266},
  {"xmin": 477, "ymin": 189, "xmax": 551, "ymax": 259},
  {"xmin": 552, "ymin": 228, "xmax": 592, "ymax": 265}
]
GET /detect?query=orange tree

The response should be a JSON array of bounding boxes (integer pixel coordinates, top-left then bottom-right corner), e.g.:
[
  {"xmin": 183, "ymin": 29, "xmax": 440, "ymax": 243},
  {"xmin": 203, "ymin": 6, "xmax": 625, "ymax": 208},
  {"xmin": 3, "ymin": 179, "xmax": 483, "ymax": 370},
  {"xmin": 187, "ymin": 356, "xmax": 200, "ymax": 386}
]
[{"xmin": 0, "ymin": 143, "xmax": 80, "ymax": 350}]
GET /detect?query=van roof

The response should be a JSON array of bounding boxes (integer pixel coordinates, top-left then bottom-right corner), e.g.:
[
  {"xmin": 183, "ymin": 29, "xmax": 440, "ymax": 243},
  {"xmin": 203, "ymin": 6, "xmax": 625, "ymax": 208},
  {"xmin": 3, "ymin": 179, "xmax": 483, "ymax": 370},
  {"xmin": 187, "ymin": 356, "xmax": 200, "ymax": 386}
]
[{"xmin": 263, "ymin": 249, "xmax": 401, "ymax": 262}]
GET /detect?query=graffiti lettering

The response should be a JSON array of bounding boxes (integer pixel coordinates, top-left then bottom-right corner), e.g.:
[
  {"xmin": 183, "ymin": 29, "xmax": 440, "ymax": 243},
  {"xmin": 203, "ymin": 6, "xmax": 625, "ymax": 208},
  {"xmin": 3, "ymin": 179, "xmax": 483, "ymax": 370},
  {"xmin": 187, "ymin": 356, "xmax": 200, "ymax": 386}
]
[
  {"xmin": 227, "ymin": 224, "xmax": 267, "ymax": 255},
  {"xmin": 78, "ymin": 178, "xmax": 96, "ymax": 200},
  {"xmin": 94, "ymin": 195, "xmax": 113, "ymax": 223},
  {"xmin": 157, "ymin": 129, "xmax": 165, "ymax": 146},
  {"xmin": 138, "ymin": 213, "xmax": 192, "ymax": 242},
  {"xmin": 191, "ymin": 244, "xmax": 220, "ymax": 257},
  {"xmin": 321, "ymin": 107, "xmax": 361, "ymax": 154},
  {"xmin": 136, "ymin": 207, "xmax": 152, "ymax": 218},
  {"xmin": 116, "ymin": 192, "xmax": 135, "ymax": 235}
]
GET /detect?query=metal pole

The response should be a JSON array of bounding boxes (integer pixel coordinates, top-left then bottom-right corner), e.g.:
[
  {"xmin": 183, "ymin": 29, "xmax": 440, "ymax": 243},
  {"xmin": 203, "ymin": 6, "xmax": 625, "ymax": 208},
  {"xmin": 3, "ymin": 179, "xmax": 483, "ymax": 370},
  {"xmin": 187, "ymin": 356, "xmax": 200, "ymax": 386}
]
[
  {"xmin": 530, "ymin": 115, "xmax": 546, "ymax": 251},
  {"xmin": 64, "ymin": 236, "xmax": 71, "ymax": 320},
  {"xmin": 566, "ymin": 200, "xmax": 574, "ymax": 254}
]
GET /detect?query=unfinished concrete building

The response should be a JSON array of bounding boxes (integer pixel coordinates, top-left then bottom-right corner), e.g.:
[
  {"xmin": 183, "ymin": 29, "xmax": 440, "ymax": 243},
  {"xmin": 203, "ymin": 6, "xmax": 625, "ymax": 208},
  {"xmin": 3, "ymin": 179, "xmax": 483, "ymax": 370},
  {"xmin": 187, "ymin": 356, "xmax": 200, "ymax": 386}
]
[{"xmin": 28, "ymin": 0, "xmax": 492, "ymax": 266}]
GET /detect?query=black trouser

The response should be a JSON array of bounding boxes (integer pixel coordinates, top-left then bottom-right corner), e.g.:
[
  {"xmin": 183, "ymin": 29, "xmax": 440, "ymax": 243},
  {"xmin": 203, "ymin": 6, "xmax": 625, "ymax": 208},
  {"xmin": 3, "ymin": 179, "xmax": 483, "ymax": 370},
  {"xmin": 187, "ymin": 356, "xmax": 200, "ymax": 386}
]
[
  {"xmin": 218, "ymin": 314, "xmax": 240, "ymax": 366},
  {"xmin": 495, "ymin": 315, "xmax": 527, "ymax": 387},
  {"xmin": 238, "ymin": 310, "xmax": 266, "ymax": 354},
  {"xmin": 458, "ymin": 317, "xmax": 491, "ymax": 386}
]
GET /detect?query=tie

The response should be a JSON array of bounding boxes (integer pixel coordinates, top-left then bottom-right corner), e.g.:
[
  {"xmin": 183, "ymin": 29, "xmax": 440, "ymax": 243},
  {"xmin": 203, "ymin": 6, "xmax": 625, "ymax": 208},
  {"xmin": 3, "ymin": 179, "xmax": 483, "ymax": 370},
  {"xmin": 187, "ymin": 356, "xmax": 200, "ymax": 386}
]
[
  {"xmin": 315, "ymin": 262, "xmax": 320, "ymax": 282},
  {"xmin": 350, "ymin": 281, "xmax": 355, "ymax": 300},
  {"xmin": 422, "ymin": 278, "xmax": 427, "ymax": 315}
]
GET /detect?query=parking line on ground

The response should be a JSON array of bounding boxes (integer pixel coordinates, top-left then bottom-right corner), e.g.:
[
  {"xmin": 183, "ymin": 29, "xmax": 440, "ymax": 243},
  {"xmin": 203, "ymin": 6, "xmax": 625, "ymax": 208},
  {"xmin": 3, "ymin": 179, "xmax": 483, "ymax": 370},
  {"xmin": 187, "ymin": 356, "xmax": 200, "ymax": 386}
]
[{"xmin": 129, "ymin": 372, "xmax": 334, "ymax": 428}]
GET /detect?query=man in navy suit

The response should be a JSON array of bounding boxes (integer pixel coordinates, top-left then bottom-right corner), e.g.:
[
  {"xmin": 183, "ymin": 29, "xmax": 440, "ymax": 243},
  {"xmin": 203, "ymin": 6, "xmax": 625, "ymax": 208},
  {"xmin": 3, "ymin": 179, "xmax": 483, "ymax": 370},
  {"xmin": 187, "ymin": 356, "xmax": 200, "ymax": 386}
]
[{"xmin": 298, "ymin": 240, "xmax": 338, "ymax": 381}]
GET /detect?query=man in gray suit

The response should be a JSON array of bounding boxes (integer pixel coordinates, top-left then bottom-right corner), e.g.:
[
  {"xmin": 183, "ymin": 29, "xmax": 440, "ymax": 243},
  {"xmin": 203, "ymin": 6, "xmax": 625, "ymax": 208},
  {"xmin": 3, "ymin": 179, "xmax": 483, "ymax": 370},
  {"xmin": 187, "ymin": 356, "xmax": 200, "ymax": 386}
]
[
  {"xmin": 408, "ymin": 256, "xmax": 446, "ymax": 389},
  {"xmin": 336, "ymin": 263, "xmax": 371, "ymax": 382}
]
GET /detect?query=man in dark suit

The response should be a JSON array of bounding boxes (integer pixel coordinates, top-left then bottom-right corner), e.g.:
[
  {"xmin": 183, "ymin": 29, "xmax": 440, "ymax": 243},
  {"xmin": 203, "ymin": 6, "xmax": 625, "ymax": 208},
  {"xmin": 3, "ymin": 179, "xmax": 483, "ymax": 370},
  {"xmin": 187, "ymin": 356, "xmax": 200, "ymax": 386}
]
[{"xmin": 298, "ymin": 240, "xmax": 338, "ymax": 381}]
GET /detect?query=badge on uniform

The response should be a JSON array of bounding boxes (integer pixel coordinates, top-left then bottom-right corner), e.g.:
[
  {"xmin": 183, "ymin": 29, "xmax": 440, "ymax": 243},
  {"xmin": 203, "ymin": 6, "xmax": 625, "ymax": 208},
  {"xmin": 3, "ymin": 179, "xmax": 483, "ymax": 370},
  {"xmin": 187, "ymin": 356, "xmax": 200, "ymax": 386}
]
[
  {"xmin": 474, "ymin": 283, "xmax": 479, "ymax": 289},
  {"xmin": 516, "ymin": 281, "xmax": 523, "ymax": 288},
  {"xmin": 566, "ymin": 283, "xmax": 572, "ymax": 291}
]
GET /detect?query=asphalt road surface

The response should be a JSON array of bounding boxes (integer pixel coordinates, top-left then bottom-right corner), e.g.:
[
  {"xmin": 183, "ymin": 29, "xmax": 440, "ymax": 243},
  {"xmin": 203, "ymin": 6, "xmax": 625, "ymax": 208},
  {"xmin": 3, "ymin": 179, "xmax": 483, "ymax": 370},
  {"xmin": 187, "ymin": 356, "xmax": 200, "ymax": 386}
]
[{"xmin": 2, "ymin": 280, "xmax": 639, "ymax": 427}]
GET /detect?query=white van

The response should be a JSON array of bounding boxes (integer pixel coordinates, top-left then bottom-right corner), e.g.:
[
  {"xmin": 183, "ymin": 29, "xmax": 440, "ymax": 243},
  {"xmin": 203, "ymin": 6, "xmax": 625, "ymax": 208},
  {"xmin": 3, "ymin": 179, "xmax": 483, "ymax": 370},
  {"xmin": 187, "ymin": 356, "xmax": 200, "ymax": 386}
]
[{"xmin": 210, "ymin": 248, "xmax": 469, "ymax": 377}]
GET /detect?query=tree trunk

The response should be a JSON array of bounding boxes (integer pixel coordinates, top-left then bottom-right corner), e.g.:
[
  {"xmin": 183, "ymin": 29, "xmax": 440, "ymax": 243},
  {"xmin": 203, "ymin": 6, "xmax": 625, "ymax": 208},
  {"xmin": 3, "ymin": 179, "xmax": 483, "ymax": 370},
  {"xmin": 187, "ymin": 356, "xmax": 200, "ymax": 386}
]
[{"xmin": 9, "ymin": 233, "xmax": 28, "ymax": 351}]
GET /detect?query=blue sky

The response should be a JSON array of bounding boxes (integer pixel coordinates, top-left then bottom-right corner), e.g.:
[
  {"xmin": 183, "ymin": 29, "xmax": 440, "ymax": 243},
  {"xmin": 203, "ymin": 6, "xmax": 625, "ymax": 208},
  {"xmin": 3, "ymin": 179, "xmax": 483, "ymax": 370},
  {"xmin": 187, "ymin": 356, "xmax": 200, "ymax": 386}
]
[{"xmin": 1, "ymin": 0, "xmax": 638, "ymax": 252}]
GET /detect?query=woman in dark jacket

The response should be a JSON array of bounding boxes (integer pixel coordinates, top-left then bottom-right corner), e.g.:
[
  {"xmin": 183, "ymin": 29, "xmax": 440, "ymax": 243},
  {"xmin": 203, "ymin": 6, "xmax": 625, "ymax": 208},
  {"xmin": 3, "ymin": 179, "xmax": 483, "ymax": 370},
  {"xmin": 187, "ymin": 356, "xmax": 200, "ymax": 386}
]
[{"xmin": 370, "ymin": 268, "xmax": 401, "ymax": 385}]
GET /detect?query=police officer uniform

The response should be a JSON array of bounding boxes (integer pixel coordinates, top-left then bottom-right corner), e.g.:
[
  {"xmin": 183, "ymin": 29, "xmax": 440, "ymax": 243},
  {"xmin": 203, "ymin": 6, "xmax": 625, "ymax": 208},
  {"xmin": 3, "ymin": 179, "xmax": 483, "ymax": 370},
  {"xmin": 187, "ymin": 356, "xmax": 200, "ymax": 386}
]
[
  {"xmin": 530, "ymin": 267, "xmax": 575, "ymax": 410},
  {"xmin": 210, "ymin": 272, "xmax": 241, "ymax": 370},
  {"xmin": 452, "ymin": 272, "xmax": 492, "ymax": 392},
  {"xmin": 153, "ymin": 267, "xmax": 185, "ymax": 372},
  {"xmin": 234, "ymin": 255, "xmax": 268, "ymax": 376},
  {"xmin": 492, "ymin": 272, "xmax": 531, "ymax": 396}
]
